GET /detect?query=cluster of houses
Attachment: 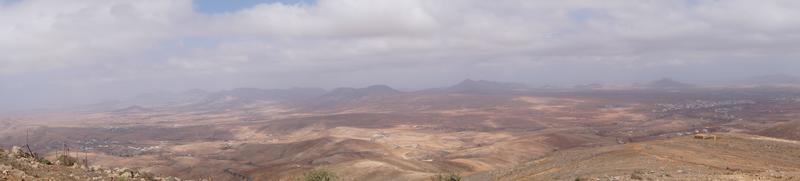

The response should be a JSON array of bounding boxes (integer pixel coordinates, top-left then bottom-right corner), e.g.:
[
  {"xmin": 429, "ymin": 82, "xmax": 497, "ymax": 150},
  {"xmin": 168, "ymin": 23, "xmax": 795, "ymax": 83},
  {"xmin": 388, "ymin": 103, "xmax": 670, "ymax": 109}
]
[
  {"xmin": 73, "ymin": 138, "xmax": 164, "ymax": 157},
  {"xmin": 652, "ymin": 99, "xmax": 755, "ymax": 113},
  {"xmin": 771, "ymin": 96, "xmax": 800, "ymax": 103}
]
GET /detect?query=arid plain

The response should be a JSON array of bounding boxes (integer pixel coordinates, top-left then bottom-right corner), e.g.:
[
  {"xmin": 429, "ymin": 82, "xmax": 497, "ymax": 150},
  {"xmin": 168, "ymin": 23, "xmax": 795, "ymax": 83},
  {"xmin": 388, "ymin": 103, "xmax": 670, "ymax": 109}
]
[{"xmin": 3, "ymin": 79, "xmax": 800, "ymax": 180}]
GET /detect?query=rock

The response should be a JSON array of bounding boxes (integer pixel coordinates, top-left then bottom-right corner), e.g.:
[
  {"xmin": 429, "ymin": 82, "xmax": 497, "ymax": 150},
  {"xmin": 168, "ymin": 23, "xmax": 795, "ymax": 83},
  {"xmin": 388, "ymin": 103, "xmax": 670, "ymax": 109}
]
[
  {"xmin": 72, "ymin": 164, "xmax": 85, "ymax": 169},
  {"xmin": 89, "ymin": 165, "xmax": 103, "ymax": 171},
  {"xmin": 630, "ymin": 173, "xmax": 644, "ymax": 180},
  {"xmin": 119, "ymin": 171, "xmax": 133, "ymax": 178},
  {"xmin": 157, "ymin": 177, "xmax": 181, "ymax": 181},
  {"xmin": 116, "ymin": 167, "xmax": 134, "ymax": 178},
  {"xmin": 9, "ymin": 146, "xmax": 30, "ymax": 158}
]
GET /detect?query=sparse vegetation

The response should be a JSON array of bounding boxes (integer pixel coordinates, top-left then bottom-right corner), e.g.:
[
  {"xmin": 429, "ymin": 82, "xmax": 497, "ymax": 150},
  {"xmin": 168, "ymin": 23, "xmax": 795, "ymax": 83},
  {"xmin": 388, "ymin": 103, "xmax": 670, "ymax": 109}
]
[
  {"xmin": 36, "ymin": 157, "xmax": 52, "ymax": 165},
  {"xmin": 5, "ymin": 80, "xmax": 800, "ymax": 181},
  {"xmin": 430, "ymin": 172, "xmax": 461, "ymax": 181},
  {"xmin": 300, "ymin": 168, "xmax": 338, "ymax": 181},
  {"xmin": 0, "ymin": 146, "xmax": 181, "ymax": 180},
  {"xmin": 56, "ymin": 154, "xmax": 78, "ymax": 166}
]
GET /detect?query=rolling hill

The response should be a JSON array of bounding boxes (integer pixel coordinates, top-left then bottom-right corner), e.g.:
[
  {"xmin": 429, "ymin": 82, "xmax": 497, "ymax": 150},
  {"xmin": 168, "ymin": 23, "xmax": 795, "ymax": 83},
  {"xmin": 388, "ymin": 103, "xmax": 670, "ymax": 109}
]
[{"xmin": 476, "ymin": 133, "xmax": 800, "ymax": 181}]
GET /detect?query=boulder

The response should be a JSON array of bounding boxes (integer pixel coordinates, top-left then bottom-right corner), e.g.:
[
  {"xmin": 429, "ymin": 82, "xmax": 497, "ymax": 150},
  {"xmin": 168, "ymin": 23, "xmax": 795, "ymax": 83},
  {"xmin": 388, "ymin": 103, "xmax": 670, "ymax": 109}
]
[
  {"xmin": 9, "ymin": 146, "xmax": 30, "ymax": 158},
  {"xmin": 116, "ymin": 167, "xmax": 134, "ymax": 178},
  {"xmin": 89, "ymin": 165, "xmax": 103, "ymax": 171},
  {"xmin": 119, "ymin": 171, "xmax": 133, "ymax": 178}
]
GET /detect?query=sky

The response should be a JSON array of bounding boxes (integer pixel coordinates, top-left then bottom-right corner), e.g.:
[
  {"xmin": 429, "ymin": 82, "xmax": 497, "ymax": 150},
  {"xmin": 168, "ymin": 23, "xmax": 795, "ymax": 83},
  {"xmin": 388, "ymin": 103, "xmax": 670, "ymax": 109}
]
[{"xmin": 2, "ymin": 0, "xmax": 800, "ymax": 111}]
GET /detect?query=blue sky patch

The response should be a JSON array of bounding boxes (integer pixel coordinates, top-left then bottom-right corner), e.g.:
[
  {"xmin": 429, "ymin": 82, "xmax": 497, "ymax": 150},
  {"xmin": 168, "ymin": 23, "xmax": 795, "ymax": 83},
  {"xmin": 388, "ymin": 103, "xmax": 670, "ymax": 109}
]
[
  {"xmin": 0, "ymin": 0, "xmax": 21, "ymax": 6},
  {"xmin": 568, "ymin": 8, "xmax": 606, "ymax": 23},
  {"xmin": 193, "ymin": 0, "xmax": 315, "ymax": 14}
]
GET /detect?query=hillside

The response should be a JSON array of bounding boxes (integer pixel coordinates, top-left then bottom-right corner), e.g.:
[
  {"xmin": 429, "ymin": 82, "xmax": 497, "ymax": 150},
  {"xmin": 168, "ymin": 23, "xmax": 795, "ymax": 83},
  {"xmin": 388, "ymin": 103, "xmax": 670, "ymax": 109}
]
[
  {"xmin": 4, "ymin": 87, "xmax": 800, "ymax": 180},
  {"xmin": 759, "ymin": 120, "xmax": 800, "ymax": 141},
  {"xmin": 0, "ymin": 146, "xmax": 181, "ymax": 181},
  {"xmin": 477, "ymin": 133, "xmax": 800, "ymax": 180}
]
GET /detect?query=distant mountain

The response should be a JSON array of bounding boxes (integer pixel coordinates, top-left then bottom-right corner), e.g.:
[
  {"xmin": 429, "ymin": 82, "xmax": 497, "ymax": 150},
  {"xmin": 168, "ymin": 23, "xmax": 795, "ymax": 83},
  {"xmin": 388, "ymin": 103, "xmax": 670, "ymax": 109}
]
[
  {"xmin": 183, "ymin": 89, "xmax": 211, "ymax": 96},
  {"xmin": 642, "ymin": 78, "xmax": 694, "ymax": 89},
  {"xmin": 572, "ymin": 83, "xmax": 604, "ymax": 89},
  {"xmin": 440, "ymin": 79, "xmax": 528, "ymax": 93},
  {"xmin": 129, "ymin": 90, "xmax": 210, "ymax": 107},
  {"xmin": 208, "ymin": 87, "xmax": 326, "ymax": 101},
  {"xmin": 736, "ymin": 74, "xmax": 800, "ymax": 85},
  {"xmin": 193, "ymin": 87, "xmax": 326, "ymax": 109},
  {"xmin": 537, "ymin": 85, "xmax": 563, "ymax": 89},
  {"xmin": 76, "ymin": 100, "xmax": 125, "ymax": 112},
  {"xmin": 318, "ymin": 85, "xmax": 400, "ymax": 102},
  {"xmin": 112, "ymin": 105, "xmax": 152, "ymax": 114},
  {"xmin": 124, "ymin": 87, "xmax": 326, "ymax": 110}
]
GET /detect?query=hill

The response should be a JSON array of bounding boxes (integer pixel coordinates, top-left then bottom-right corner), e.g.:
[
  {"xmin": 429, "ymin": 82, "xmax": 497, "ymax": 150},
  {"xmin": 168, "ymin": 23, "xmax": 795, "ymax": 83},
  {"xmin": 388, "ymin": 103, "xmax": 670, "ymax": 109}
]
[
  {"xmin": 759, "ymin": 120, "xmax": 800, "ymax": 141},
  {"xmin": 477, "ymin": 133, "xmax": 800, "ymax": 180},
  {"xmin": 439, "ymin": 79, "xmax": 528, "ymax": 93},
  {"xmin": 0, "ymin": 146, "xmax": 181, "ymax": 181}
]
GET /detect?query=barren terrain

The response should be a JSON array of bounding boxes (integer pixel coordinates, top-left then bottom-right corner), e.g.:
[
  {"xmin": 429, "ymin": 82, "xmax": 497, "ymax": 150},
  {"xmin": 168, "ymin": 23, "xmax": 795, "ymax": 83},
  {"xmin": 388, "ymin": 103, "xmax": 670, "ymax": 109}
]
[{"xmin": 3, "ymin": 81, "xmax": 800, "ymax": 180}]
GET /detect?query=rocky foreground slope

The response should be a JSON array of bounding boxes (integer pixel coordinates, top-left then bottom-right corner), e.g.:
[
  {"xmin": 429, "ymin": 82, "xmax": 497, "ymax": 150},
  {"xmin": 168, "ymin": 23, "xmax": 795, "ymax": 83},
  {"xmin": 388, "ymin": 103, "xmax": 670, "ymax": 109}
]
[
  {"xmin": 472, "ymin": 133, "xmax": 800, "ymax": 181},
  {"xmin": 0, "ymin": 146, "xmax": 184, "ymax": 181}
]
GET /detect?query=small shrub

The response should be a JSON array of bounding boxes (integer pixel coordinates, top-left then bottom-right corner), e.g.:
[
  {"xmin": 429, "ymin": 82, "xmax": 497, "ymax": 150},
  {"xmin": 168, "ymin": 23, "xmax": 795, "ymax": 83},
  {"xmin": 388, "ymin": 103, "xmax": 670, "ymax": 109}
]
[
  {"xmin": 56, "ymin": 155, "xmax": 78, "ymax": 166},
  {"xmin": 574, "ymin": 177, "xmax": 590, "ymax": 181},
  {"xmin": 430, "ymin": 172, "xmax": 461, "ymax": 181},
  {"xmin": 138, "ymin": 171, "xmax": 156, "ymax": 180},
  {"xmin": 36, "ymin": 157, "xmax": 52, "ymax": 165},
  {"xmin": 300, "ymin": 168, "xmax": 338, "ymax": 181}
]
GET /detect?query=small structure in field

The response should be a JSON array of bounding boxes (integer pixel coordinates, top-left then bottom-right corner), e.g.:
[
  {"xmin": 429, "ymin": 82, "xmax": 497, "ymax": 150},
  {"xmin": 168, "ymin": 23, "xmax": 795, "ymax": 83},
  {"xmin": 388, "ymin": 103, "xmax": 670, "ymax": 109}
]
[{"xmin": 694, "ymin": 134, "xmax": 717, "ymax": 140}]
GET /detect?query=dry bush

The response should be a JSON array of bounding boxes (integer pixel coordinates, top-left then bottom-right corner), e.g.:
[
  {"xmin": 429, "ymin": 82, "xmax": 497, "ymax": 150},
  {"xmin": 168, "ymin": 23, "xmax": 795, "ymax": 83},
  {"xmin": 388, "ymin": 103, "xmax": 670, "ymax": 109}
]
[
  {"xmin": 299, "ymin": 168, "xmax": 338, "ymax": 181},
  {"xmin": 430, "ymin": 172, "xmax": 462, "ymax": 181},
  {"xmin": 56, "ymin": 155, "xmax": 78, "ymax": 166}
]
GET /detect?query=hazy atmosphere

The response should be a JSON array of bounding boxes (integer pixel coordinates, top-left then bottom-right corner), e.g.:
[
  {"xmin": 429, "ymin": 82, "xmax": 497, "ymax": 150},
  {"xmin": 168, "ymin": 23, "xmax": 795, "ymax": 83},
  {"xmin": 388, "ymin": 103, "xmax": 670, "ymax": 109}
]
[
  {"xmin": 5, "ymin": 1, "xmax": 800, "ymax": 181},
  {"xmin": 2, "ymin": 0, "xmax": 800, "ymax": 110}
]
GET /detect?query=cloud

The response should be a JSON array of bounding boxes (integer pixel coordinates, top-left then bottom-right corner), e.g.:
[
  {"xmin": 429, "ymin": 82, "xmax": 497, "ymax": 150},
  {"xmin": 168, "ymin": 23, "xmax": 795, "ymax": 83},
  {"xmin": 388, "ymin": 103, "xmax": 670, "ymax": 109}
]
[
  {"xmin": 3, "ymin": 0, "xmax": 800, "ymax": 110},
  {"xmin": 5, "ymin": 0, "xmax": 800, "ymax": 76},
  {"xmin": 210, "ymin": 0, "xmax": 439, "ymax": 37},
  {"xmin": 0, "ymin": 0, "xmax": 194, "ymax": 74}
]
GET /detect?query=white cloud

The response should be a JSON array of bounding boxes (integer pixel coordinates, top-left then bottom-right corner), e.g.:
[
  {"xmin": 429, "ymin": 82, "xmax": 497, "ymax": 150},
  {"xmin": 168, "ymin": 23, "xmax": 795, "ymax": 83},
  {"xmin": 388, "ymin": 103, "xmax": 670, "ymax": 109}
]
[
  {"xmin": 2, "ymin": 0, "xmax": 800, "ymax": 97},
  {"xmin": 0, "ymin": 0, "xmax": 194, "ymax": 74},
  {"xmin": 215, "ymin": 0, "xmax": 439, "ymax": 37}
]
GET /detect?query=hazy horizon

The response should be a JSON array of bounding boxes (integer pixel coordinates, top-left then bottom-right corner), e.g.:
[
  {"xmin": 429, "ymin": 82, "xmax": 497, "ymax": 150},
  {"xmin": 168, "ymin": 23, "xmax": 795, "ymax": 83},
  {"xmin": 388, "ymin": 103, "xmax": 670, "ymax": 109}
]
[
  {"xmin": 3, "ymin": 0, "xmax": 800, "ymax": 111},
  {"xmin": 4, "ymin": 1, "xmax": 800, "ymax": 180}
]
